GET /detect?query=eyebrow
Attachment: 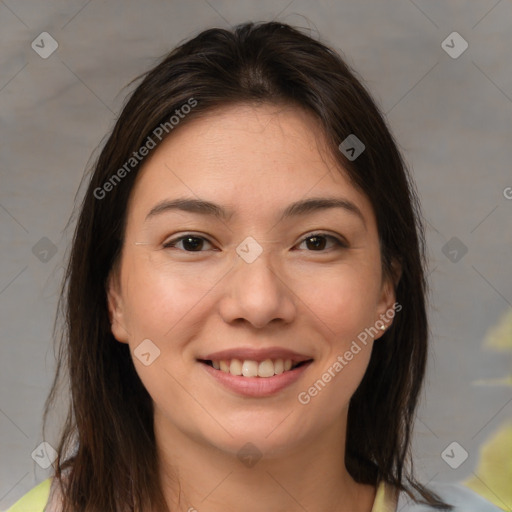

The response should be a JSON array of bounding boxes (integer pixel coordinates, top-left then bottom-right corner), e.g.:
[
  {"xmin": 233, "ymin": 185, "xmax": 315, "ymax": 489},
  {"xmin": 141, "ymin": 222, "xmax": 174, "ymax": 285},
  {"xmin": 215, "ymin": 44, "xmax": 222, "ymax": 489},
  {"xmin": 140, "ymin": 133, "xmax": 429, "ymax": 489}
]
[{"xmin": 145, "ymin": 196, "xmax": 366, "ymax": 227}]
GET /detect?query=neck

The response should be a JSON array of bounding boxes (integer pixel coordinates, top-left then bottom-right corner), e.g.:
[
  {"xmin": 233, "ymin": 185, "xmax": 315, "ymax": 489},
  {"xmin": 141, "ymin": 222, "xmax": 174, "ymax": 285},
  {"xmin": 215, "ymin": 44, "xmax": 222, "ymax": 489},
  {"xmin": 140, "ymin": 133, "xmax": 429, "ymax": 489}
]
[{"xmin": 153, "ymin": 409, "xmax": 376, "ymax": 512}]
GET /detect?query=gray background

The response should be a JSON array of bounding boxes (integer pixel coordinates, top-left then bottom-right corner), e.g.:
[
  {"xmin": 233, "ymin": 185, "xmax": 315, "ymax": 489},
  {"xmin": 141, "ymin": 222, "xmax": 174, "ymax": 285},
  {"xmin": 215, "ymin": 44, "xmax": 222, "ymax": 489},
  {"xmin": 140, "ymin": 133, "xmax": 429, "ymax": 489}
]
[{"xmin": 1, "ymin": 0, "xmax": 511, "ymax": 509}]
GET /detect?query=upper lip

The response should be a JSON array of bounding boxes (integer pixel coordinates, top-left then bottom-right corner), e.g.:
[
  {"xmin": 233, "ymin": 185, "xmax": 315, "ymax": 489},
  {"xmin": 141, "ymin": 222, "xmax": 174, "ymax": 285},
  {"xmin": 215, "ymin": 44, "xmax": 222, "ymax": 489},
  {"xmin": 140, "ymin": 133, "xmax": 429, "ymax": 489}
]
[{"xmin": 199, "ymin": 347, "xmax": 313, "ymax": 363}]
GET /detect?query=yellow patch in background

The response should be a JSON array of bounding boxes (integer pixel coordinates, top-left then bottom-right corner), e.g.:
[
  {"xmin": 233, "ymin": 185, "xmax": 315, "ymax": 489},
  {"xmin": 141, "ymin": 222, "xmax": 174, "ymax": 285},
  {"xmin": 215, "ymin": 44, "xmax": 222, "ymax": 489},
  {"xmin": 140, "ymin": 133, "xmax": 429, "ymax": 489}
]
[{"xmin": 464, "ymin": 310, "xmax": 512, "ymax": 511}]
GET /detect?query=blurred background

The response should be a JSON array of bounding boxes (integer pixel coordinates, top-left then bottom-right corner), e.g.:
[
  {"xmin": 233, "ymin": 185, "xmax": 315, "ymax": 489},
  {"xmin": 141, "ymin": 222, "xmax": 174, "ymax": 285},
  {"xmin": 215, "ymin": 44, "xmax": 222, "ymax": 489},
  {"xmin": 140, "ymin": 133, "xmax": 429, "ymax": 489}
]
[{"xmin": 1, "ymin": 0, "xmax": 511, "ymax": 510}]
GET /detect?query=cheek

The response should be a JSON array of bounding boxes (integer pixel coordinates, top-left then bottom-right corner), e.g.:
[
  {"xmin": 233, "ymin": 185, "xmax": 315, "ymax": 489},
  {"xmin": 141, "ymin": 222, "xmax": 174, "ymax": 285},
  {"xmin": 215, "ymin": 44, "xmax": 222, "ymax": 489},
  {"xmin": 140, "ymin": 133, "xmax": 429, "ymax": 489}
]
[
  {"xmin": 292, "ymin": 262, "xmax": 379, "ymax": 406},
  {"xmin": 120, "ymin": 254, "xmax": 219, "ymax": 340},
  {"xmin": 117, "ymin": 257, "xmax": 215, "ymax": 417},
  {"xmin": 294, "ymin": 261, "xmax": 381, "ymax": 342},
  {"xmin": 295, "ymin": 270, "xmax": 377, "ymax": 416}
]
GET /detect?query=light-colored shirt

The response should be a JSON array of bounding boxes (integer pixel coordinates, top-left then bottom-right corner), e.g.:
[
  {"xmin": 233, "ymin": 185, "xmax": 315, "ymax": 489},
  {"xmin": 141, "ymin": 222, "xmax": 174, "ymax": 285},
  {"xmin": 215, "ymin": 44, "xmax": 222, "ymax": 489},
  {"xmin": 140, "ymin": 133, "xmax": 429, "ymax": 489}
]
[{"xmin": 375, "ymin": 480, "xmax": 505, "ymax": 511}]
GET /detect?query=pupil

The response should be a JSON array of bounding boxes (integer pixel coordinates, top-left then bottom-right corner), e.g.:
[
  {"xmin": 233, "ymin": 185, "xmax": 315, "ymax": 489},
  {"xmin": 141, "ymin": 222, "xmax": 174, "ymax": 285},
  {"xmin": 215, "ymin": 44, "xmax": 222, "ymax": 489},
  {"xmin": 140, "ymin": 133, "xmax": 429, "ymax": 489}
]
[
  {"xmin": 307, "ymin": 236, "xmax": 325, "ymax": 250},
  {"xmin": 184, "ymin": 237, "xmax": 203, "ymax": 251}
]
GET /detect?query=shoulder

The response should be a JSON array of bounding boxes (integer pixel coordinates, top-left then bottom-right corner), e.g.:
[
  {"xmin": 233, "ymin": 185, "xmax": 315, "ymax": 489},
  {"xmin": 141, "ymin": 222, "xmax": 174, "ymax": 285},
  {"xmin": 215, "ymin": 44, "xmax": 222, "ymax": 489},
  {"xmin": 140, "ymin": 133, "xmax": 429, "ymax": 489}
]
[
  {"xmin": 396, "ymin": 481, "xmax": 505, "ymax": 511},
  {"xmin": 4, "ymin": 478, "xmax": 52, "ymax": 512}
]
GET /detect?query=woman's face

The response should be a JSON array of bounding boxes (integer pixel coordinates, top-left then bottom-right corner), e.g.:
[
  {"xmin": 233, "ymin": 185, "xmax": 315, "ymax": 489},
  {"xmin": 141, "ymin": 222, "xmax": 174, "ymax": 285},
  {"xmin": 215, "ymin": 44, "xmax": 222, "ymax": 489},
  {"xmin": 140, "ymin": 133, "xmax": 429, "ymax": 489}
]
[{"xmin": 108, "ymin": 103, "xmax": 396, "ymax": 458}]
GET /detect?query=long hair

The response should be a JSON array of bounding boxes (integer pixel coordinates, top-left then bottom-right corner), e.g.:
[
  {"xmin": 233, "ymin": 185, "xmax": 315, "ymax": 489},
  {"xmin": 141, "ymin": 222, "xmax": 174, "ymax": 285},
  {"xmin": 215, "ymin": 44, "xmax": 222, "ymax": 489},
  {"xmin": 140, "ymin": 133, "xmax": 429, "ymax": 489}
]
[{"xmin": 43, "ymin": 21, "xmax": 451, "ymax": 511}]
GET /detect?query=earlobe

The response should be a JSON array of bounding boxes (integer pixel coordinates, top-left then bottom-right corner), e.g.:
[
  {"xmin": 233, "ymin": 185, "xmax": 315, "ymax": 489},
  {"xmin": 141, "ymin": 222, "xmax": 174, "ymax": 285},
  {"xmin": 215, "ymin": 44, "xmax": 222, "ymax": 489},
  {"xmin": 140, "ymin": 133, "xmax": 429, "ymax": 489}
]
[
  {"xmin": 375, "ymin": 262, "xmax": 401, "ymax": 339},
  {"xmin": 106, "ymin": 274, "xmax": 130, "ymax": 344}
]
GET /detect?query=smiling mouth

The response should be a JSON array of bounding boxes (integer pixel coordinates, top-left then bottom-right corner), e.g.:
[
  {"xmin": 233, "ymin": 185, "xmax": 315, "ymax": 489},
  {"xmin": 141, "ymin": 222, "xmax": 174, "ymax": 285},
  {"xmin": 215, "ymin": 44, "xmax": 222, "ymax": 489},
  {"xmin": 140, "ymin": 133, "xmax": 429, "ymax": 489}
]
[{"xmin": 198, "ymin": 358, "xmax": 313, "ymax": 378}]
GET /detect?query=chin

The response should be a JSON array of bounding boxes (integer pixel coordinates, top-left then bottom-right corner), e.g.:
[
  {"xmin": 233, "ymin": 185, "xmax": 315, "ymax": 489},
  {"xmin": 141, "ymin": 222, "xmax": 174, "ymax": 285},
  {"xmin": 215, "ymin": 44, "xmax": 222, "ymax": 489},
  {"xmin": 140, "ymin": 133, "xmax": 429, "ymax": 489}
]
[{"xmin": 197, "ymin": 419, "xmax": 312, "ymax": 461}]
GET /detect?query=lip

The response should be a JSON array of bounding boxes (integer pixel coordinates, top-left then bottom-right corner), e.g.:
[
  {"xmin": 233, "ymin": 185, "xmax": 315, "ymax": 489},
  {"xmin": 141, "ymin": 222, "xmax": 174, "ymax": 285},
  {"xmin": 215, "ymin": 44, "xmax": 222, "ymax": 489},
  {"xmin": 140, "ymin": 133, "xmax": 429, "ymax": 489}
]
[
  {"xmin": 199, "ymin": 346, "xmax": 312, "ymax": 363},
  {"xmin": 199, "ymin": 359, "xmax": 313, "ymax": 397}
]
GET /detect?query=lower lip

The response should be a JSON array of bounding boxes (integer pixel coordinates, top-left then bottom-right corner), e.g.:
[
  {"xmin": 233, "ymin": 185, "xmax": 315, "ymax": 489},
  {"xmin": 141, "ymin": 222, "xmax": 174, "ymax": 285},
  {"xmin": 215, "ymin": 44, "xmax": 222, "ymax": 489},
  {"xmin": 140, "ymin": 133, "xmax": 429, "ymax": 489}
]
[{"xmin": 199, "ymin": 361, "xmax": 313, "ymax": 398}]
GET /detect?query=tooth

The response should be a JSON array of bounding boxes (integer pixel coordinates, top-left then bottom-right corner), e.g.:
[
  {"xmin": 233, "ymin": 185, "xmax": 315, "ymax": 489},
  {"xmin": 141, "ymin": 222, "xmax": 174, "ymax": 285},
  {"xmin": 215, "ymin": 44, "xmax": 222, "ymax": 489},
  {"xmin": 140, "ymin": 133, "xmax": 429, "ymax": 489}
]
[
  {"xmin": 213, "ymin": 357, "xmax": 302, "ymax": 376},
  {"xmin": 242, "ymin": 360, "xmax": 259, "ymax": 377},
  {"xmin": 258, "ymin": 359, "xmax": 275, "ymax": 377},
  {"xmin": 274, "ymin": 359, "xmax": 284, "ymax": 374},
  {"xmin": 230, "ymin": 359, "xmax": 242, "ymax": 376}
]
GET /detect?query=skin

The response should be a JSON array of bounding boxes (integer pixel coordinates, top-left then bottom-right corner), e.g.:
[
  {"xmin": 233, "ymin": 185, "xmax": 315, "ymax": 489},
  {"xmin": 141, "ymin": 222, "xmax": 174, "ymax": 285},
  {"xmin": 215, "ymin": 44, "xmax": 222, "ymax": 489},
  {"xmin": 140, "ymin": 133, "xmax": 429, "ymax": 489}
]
[{"xmin": 107, "ymin": 103, "xmax": 398, "ymax": 512}]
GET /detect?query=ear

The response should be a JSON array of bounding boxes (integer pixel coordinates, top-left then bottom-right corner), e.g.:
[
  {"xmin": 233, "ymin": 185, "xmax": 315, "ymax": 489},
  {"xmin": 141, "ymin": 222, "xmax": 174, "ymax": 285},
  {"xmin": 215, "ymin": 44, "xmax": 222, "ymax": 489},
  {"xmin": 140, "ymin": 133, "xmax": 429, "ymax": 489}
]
[
  {"xmin": 106, "ymin": 271, "xmax": 130, "ymax": 344},
  {"xmin": 374, "ymin": 259, "xmax": 402, "ymax": 340}
]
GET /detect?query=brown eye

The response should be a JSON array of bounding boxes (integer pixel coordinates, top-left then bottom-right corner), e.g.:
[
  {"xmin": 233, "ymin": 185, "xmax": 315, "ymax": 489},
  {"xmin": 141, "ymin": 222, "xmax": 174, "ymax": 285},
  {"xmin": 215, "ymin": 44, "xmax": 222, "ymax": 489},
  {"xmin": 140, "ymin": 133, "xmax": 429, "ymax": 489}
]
[
  {"xmin": 297, "ymin": 233, "xmax": 347, "ymax": 251},
  {"xmin": 163, "ymin": 235, "xmax": 213, "ymax": 252}
]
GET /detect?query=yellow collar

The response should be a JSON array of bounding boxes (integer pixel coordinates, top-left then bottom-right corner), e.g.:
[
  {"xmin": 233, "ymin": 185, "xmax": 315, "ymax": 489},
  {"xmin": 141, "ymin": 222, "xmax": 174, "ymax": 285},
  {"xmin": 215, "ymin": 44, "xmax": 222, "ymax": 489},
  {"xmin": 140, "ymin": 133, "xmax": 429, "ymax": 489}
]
[{"xmin": 372, "ymin": 480, "xmax": 398, "ymax": 512}]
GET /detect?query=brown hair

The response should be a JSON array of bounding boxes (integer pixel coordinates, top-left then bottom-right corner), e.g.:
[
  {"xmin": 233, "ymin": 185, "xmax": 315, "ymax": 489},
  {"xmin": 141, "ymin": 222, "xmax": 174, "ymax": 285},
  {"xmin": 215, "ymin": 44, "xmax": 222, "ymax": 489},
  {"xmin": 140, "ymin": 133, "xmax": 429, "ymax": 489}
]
[{"xmin": 44, "ymin": 21, "xmax": 451, "ymax": 511}]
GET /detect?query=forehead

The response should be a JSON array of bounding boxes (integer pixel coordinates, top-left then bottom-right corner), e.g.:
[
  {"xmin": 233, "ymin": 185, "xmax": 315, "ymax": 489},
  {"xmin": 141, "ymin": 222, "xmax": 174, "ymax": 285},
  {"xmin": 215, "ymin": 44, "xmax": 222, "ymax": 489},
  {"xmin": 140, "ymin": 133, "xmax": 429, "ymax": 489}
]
[
  {"xmin": 141, "ymin": 103, "xmax": 333, "ymax": 178},
  {"xmin": 128, "ymin": 103, "xmax": 375, "ymax": 225}
]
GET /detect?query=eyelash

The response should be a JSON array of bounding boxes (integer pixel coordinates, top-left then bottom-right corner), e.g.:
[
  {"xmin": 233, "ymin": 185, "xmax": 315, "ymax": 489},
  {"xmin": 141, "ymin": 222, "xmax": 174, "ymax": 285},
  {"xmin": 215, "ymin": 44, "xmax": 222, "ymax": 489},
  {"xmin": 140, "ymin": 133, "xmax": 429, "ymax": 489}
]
[{"xmin": 162, "ymin": 232, "xmax": 348, "ymax": 252}]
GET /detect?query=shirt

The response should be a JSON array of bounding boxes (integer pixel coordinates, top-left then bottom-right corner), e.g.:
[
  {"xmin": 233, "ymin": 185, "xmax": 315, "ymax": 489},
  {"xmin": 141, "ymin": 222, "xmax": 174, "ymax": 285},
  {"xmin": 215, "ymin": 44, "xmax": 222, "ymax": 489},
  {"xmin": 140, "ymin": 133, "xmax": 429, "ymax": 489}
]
[{"xmin": 4, "ymin": 477, "xmax": 505, "ymax": 511}]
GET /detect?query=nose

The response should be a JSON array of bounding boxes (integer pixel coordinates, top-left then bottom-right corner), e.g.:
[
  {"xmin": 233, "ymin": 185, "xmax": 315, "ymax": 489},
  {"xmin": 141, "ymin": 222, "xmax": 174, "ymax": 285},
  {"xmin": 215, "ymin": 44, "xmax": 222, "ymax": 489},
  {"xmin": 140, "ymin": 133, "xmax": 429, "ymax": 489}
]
[{"xmin": 218, "ymin": 250, "xmax": 297, "ymax": 329}]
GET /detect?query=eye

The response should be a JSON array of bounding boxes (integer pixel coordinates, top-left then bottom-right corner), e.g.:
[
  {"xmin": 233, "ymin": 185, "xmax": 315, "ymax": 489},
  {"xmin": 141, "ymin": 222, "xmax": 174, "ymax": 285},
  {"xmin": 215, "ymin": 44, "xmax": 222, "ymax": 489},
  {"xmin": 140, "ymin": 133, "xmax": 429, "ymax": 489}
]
[
  {"xmin": 296, "ymin": 233, "xmax": 347, "ymax": 251},
  {"xmin": 163, "ymin": 234, "xmax": 215, "ymax": 252},
  {"xmin": 162, "ymin": 232, "xmax": 346, "ymax": 253}
]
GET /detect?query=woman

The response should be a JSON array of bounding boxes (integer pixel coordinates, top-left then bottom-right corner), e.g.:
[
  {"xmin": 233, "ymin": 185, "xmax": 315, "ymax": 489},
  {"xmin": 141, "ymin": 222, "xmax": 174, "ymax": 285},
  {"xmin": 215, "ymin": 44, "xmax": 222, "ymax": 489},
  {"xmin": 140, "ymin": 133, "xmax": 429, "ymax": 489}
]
[{"xmin": 7, "ymin": 21, "xmax": 502, "ymax": 512}]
